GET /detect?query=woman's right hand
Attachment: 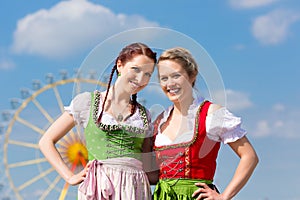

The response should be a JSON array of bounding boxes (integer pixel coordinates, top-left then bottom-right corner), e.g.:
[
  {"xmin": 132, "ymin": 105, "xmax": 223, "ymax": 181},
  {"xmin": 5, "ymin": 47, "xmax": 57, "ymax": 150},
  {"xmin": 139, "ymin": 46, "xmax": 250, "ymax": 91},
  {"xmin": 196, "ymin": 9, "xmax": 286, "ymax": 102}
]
[{"xmin": 67, "ymin": 161, "xmax": 92, "ymax": 185}]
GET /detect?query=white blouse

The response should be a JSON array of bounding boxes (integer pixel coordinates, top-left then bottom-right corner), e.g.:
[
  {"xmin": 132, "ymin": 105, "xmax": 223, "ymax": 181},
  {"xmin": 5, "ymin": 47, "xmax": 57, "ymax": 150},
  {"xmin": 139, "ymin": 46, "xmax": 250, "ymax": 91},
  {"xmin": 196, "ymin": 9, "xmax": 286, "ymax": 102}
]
[
  {"xmin": 155, "ymin": 97, "xmax": 247, "ymax": 146},
  {"xmin": 64, "ymin": 92, "xmax": 151, "ymax": 131}
]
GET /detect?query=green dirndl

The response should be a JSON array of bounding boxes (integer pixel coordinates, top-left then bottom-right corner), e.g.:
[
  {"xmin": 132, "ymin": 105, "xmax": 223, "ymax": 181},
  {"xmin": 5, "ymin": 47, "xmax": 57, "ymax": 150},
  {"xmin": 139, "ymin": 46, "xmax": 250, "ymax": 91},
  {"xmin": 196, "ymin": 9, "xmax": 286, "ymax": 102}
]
[{"xmin": 153, "ymin": 179, "xmax": 213, "ymax": 200}]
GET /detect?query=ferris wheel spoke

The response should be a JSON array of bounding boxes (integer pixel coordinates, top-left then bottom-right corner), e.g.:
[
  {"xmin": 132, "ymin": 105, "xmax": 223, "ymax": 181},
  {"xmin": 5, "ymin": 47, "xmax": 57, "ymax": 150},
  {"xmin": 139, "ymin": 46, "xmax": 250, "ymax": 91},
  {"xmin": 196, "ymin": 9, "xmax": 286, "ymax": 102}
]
[
  {"xmin": 59, "ymin": 151, "xmax": 81, "ymax": 200},
  {"xmin": 57, "ymin": 145, "xmax": 68, "ymax": 153},
  {"xmin": 57, "ymin": 133, "xmax": 77, "ymax": 148},
  {"xmin": 8, "ymin": 139, "xmax": 39, "ymax": 149},
  {"xmin": 52, "ymin": 86, "xmax": 65, "ymax": 113},
  {"xmin": 52, "ymin": 86, "xmax": 78, "ymax": 137},
  {"xmin": 61, "ymin": 155, "xmax": 68, "ymax": 162},
  {"xmin": 4, "ymin": 76, "xmax": 102, "ymax": 199},
  {"xmin": 68, "ymin": 129, "xmax": 77, "ymax": 137},
  {"xmin": 39, "ymin": 175, "xmax": 62, "ymax": 200},
  {"xmin": 32, "ymin": 99, "xmax": 54, "ymax": 123},
  {"xmin": 57, "ymin": 138, "xmax": 72, "ymax": 148},
  {"xmin": 66, "ymin": 131, "xmax": 78, "ymax": 144},
  {"xmin": 16, "ymin": 117, "xmax": 44, "ymax": 135},
  {"xmin": 8, "ymin": 158, "xmax": 48, "ymax": 169},
  {"xmin": 75, "ymin": 124, "xmax": 85, "ymax": 140},
  {"xmin": 17, "ymin": 167, "xmax": 55, "ymax": 191}
]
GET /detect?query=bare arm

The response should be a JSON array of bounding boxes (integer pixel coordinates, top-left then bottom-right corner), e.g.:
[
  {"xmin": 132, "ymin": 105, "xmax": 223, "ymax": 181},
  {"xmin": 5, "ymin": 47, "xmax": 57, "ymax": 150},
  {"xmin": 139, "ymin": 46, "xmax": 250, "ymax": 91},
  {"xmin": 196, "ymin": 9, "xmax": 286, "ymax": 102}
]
[
  {"xmin": 193, "ymin": 136, "xmax": 258, "ymax": 200},
  {"xmin": 193, "ymin": 104, "xmax": 259, "ymax": 200},
  {"xmin": 221, "ymin": 136, "xmax": 259, "ymax": 199},
  {"xmin": 39, "ymin": 111, "xmax": 88, "ymax": 185},
  {"xmin": 142, "ymin": 137, "xmax": 159, "ymax": 185}
]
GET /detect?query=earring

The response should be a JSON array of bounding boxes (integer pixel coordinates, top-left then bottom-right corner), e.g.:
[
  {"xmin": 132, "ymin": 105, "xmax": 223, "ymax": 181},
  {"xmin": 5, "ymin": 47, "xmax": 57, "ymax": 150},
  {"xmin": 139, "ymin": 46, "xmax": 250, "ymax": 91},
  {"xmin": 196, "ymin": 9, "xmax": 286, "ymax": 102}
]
[{"xmin": 118, "ymin": 73, "xmax": 121, "ymax": 77}]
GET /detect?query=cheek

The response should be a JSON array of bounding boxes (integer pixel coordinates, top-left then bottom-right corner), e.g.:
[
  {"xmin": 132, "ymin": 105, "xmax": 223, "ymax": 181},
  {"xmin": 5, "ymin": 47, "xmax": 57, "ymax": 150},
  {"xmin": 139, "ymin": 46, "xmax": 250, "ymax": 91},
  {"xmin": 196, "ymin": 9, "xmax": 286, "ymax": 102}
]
[
  {"xmin": 182, "ymin": 79, "xmax": 192, "ymax": 88},
  {"xmin": 160, "ymin": 83, "xmax": 168, "ymax": 93},
  {"xmin": 144, "ymin": 76, "xmax": 151, "ymax": 83},
  {"xmin": 159, "ymin": 81, "xmax": 166, "ymax": 88},
  {"xmin": 124, "ymin": 70, "xmax": 133, "ymax": 77}
]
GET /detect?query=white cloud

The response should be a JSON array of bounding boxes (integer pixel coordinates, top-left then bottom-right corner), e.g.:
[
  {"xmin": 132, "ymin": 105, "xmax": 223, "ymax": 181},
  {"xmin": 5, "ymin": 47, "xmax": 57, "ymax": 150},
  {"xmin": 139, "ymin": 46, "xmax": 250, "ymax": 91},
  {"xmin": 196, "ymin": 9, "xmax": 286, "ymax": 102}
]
[
  {"xmin": 255, "ymin": 120, "xmax": 271, "ymax": 137},
  {"xmin": 272, "ymin": 103, "xmax": 285, "ymax": 112},
  {"xmin": 229, "ymin": 0, "xmax": 278, "ymax": 9},
  {"xmin": 250, "ymin": 104, "xmax": 300, "ymax": 138},
  {"xmin": 214, "ymin": 89, "xmax": 253, "ymax": 111},
  {"xmin": 0, "ymin": 59, "xmax": 15, "ymax": 70},
  {"xmin": 0, "ymin": 47, "xmax": 15, "ymax": 70},
  {"xmin": 11, "ymin": 0, "xmax": 159, "ymax": 58},
  {"xmin": 252, "ymin": 9, "xmax": 300, "ymax": 45},
  {"xmin": 233, "ymin": 44, "xmax": 246, "ymax": 51}
]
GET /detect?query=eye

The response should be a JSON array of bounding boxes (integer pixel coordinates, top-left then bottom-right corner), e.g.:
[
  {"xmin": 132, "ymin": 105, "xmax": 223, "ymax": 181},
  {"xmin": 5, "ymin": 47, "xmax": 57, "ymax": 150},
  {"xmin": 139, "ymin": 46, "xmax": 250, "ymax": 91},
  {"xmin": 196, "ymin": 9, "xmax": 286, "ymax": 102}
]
[
  {"xmin": 145, "ymin": 72, "xmax": 152, "ymax": 77},
  {"xmin": 172, "ymin": 73, "xmax": 181, "ymax": 79},
  {"xmin": 131, "ymin": 66, "xmax": 140, "ymax": 73},
  {"xmin": 160, "ymin": 76, "xmax": 168, "ymax": 82}
]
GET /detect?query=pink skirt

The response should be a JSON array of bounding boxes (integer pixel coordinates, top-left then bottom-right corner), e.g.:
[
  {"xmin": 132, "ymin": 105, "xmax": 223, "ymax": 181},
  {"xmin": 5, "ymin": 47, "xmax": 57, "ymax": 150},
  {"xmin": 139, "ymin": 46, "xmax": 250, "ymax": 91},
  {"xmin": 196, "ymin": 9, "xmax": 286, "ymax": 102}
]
[{"xmin": 78, "ymin": 157, "xmax": 152, "ymax": 200}]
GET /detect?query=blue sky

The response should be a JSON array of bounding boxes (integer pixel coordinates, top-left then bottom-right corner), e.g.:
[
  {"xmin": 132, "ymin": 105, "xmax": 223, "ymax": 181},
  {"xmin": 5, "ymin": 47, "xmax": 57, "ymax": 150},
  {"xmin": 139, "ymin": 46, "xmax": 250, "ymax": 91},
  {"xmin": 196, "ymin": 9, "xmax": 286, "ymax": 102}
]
[{"xmin": 0, "ymin": 0, "xmax": 300, "ymax": 199}]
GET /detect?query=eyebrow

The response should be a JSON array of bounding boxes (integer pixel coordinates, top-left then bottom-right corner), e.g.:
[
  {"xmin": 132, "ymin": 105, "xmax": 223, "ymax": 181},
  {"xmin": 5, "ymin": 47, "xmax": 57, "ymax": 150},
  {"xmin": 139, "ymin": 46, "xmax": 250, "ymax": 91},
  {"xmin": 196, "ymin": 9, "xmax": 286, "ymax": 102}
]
[
  {"xmin": 159, "ymin": 71, "xmax": 181, "ymax": 76},
  {"xmin": 132, "ymin": 65, "xmax": 154, "ymax": 73}
]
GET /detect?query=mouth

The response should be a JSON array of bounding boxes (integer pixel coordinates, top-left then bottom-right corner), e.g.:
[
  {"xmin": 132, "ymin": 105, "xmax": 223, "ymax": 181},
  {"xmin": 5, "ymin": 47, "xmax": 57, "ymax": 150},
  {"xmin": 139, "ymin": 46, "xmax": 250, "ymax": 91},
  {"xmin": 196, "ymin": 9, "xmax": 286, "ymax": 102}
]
[
  {"xmin": 167, "ymin": 88, "xmax": 181, "ymax": 95},
  {"xmin": 130, "ymin": 81, "xmax": 141, "ymax": 90}
]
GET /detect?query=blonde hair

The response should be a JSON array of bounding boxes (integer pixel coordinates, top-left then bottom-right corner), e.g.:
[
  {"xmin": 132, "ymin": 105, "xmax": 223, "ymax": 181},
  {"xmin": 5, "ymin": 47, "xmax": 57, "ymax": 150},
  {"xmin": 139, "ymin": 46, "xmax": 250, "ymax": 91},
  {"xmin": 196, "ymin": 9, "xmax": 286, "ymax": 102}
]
[{"xmin": 158, "ymin": 47, "xmax": 198, "ymax": 86}]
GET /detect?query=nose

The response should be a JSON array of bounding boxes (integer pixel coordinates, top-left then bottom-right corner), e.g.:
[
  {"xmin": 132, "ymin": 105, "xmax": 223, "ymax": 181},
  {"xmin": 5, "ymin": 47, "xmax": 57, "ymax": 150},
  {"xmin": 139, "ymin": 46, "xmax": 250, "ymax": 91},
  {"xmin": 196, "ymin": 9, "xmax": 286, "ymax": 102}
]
[
  {"xmin": 164, "ymin": 77, "xmax": 176, "ymax": 87},
  {"xmin": 136, "ymin": 73, "xmax": 149, "ymax": 86}
]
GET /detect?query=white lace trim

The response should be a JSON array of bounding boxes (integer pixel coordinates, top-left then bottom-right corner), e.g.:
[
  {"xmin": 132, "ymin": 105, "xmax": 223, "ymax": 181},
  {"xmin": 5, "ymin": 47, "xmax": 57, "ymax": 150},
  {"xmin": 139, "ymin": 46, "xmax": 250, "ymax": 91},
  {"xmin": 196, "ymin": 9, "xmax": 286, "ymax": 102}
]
[
  {"xmin": 64, "ymin": 92, "xmax": 151, "ymax": 132},
  {"xmin": 155, "ymin": 97, "xmax": 247, "ymax": 146}
]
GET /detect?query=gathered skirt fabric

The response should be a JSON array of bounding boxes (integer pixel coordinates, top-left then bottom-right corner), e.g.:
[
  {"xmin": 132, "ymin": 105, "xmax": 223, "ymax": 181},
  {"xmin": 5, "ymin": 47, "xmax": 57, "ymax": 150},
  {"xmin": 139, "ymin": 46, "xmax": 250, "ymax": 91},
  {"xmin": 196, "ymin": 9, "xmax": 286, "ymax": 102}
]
[
  {"xmin": 78, "ymin": 157, "xmax": 152, "ymax": 200},
  {"xmin": 153, "ymin": 179, "xmax": 214, "ymax": 200}
]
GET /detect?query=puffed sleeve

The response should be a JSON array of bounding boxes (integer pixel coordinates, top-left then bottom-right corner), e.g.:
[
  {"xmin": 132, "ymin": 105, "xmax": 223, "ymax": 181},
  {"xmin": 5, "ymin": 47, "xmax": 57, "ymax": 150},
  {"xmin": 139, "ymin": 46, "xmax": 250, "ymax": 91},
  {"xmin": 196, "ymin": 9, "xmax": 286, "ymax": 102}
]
[
  {"xmin": 64, "ymin": 92, "xmax": 91, "ymax": 128},
  {"xmin": 206, "ymin": 107, "xmax": 247, "ymax": 144}
]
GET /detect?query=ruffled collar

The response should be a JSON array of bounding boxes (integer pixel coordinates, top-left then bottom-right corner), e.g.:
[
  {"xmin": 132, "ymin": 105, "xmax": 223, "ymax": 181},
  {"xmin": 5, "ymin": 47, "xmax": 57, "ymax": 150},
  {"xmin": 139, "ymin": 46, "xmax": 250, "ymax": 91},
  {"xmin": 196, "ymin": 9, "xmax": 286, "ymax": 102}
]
[
  {"xmin": 158, "ymin": 95, "xmax": 205, "ymax": 135},
  {"xmin": 93, "ymin": 91, "xmax": 149, "ymax": 134}
]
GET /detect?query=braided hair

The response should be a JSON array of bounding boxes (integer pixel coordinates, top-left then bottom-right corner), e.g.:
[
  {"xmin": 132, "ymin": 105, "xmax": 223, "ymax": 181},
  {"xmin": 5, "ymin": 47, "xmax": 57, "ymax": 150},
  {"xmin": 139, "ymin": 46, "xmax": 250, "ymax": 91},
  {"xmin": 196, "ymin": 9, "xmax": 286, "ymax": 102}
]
[{"xmin": 97, "ymin": 43, "xmax": 157, "ymax": 123}]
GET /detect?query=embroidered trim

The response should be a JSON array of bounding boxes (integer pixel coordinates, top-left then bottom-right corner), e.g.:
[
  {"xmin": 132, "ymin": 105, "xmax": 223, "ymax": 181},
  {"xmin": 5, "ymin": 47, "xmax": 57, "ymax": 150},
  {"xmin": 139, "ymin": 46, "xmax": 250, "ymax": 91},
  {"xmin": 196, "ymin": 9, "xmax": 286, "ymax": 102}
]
[
  {"xmin": 184, "ymin": 147, "xmax": 190, "ymax": 177},
  {"xmin": 154, "ymin": 100, "xmax": 208, "ymax": 151},
  {"xmin": 92, "ymin": 91, "xmax": 149, "ymax": 134}
]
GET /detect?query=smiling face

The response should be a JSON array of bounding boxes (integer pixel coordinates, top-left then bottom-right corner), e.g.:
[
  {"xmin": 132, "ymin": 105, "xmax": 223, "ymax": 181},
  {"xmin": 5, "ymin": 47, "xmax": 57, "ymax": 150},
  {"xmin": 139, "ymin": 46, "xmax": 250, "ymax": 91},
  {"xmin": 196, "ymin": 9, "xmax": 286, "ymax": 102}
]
[
  {"xmin": 158, "ymin": 59, "xmax": 195, "ymax": 103},
  {"xmin": 117, "ymin": 54, "xmax": 155, "ymax": 94}
]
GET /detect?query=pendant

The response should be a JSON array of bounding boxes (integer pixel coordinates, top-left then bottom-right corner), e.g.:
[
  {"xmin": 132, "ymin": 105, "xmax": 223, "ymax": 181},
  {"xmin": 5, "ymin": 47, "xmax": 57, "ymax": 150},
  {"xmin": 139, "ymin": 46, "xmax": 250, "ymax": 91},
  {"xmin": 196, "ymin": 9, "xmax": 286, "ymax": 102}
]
[{"xmin": 117, "ymin": 113, "xmax": 123, "ymax": 122}]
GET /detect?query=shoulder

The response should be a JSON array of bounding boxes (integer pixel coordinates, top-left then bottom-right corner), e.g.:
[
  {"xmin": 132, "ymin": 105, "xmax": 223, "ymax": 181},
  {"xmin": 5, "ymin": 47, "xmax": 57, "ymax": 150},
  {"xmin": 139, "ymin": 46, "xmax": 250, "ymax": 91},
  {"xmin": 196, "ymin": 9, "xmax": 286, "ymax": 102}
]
[
  {"xmin": 207, "ymin": 103, "xmax": 222, "ymax": 115},
  {"xmin": 73, "ymin": 91, "xmax": 91, "ymax": 100},
  {"xmin": 71, "ymin": 92, "xmax": 93, "ymax": 110}
]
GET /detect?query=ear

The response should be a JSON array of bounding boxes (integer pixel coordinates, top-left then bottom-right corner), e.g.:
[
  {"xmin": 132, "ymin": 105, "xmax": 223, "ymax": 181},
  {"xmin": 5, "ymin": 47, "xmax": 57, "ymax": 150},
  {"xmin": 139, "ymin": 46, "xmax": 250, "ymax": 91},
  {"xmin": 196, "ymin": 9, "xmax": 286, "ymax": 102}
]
[
  {"xmin": 116, "ymin": 60, "xmax": 123, "ymax": 72},
  {"xmin": 189, "ymin": 74, "xmax": 197, "ymax": 85}
]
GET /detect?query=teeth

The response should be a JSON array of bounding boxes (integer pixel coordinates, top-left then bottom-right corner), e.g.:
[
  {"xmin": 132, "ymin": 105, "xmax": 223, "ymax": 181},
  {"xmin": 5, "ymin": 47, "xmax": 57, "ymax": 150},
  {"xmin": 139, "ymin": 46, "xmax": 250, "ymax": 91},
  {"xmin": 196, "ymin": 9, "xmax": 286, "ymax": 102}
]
[{"xmin": 168, "ymin": 88, "xmax": 180, "ymax": 94}]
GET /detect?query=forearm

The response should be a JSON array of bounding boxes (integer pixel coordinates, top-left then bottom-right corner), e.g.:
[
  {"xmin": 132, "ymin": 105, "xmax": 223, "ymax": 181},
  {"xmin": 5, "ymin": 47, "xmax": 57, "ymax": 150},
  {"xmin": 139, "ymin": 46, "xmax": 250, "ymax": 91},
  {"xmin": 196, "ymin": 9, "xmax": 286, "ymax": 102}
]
[
  {"xmin": 38, "ymin": 112, "xmax": 76, "ymax": 182},
  {"xmin": 39, "ymin": 137, "xmax": 74, "ymax": 181},
  {"xmin": 221, "ymin": 153, "xmax": 258, "ymax": 199},
  {"xmin": 141, "ymin": 135, "xmax": 160, "ymax": 185}
]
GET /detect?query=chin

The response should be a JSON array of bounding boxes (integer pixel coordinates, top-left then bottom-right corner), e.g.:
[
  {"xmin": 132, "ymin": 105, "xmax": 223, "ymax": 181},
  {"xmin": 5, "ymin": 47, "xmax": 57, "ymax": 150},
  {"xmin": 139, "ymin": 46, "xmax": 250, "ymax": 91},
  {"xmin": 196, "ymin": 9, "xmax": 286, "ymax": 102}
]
[
  {"xmin": 130, "ymin": 88, "xmax": 141, "ymax": 95},
  {"xmin": 167, "ymin": 95, "xmax": 180, "ymax": 102}
]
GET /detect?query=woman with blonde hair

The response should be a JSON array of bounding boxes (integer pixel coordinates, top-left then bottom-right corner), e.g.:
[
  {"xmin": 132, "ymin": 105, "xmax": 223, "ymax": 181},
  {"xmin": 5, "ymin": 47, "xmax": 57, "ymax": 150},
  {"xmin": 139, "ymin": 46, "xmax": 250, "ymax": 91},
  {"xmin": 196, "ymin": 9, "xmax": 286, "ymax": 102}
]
[{"xmin": 152, "ymin": 47, "xmax": 258, "ymax": 200}]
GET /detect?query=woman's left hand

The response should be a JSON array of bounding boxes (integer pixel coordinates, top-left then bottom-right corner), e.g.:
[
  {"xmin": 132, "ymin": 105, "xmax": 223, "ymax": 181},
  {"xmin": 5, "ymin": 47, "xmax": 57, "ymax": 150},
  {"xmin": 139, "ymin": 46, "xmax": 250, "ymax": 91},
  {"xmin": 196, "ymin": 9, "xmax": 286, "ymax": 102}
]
[{"xmin": 192, "ymin": 182, "xmax": 224, "ymax": 200}]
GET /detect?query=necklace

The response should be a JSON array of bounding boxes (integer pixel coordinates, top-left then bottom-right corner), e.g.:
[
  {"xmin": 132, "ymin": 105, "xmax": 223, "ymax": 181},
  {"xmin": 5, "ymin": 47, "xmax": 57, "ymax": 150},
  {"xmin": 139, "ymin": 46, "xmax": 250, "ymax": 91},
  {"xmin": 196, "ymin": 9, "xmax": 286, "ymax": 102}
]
[
  {"xmin": 109, "ymin": 85, "xmax": 132, "ymax": 122},
  {"xmin": 116, "ymin": 113, "xmax": 124, "ymax": 122},
  {"xmin": 110, "ymin": 101, "xmax": 131, "ymax": 122}
]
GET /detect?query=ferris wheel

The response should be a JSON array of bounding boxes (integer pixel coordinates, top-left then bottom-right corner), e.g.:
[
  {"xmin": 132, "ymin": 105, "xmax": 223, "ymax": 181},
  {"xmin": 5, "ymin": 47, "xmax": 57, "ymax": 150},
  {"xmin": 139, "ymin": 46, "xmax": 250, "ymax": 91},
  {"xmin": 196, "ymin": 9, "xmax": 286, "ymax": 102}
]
[
  {"xmin": 2, "ymin": 70, "xmax": 106, "ymax": 200},
  {"xmin": 0, "ymin": 128, "xmax": 14, "ymax": 200}
]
